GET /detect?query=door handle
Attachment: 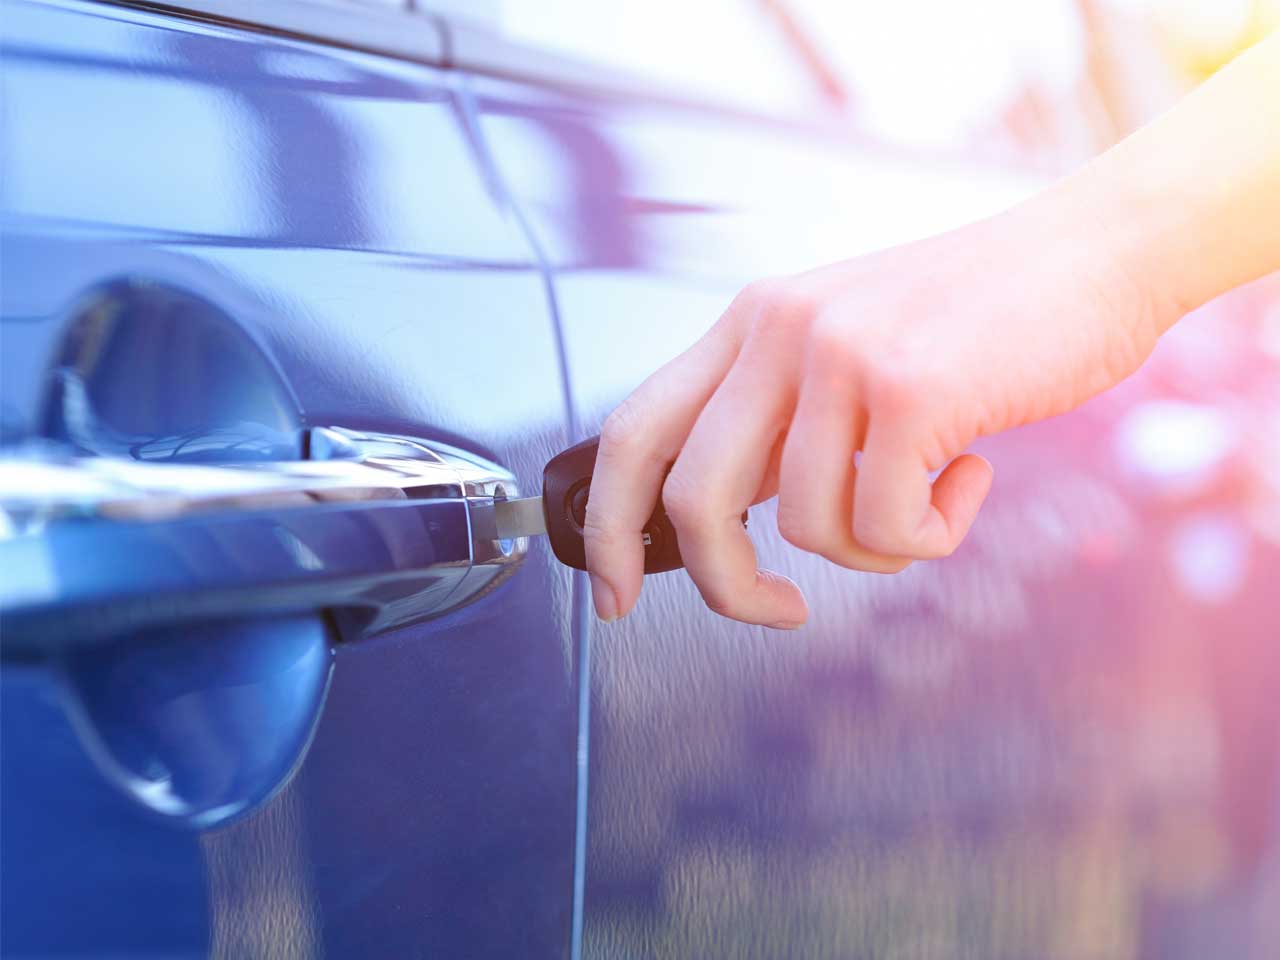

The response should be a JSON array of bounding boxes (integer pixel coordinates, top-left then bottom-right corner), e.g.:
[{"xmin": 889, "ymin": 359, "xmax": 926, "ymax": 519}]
[{"xmin": 0, "ymin": 426, "xmax": 526, "ymax": 653}]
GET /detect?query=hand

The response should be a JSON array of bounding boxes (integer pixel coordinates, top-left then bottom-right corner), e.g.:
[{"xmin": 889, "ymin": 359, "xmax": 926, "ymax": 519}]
[{"xmin": 583, "ymin": 188, "xmax": 1176, "ymax": 628}]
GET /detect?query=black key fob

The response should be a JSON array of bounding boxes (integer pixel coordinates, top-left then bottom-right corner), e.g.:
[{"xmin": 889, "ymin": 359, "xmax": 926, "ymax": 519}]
[{"xmin": 543, "ymin": 435, "xmax": 746, "ymax": 574}]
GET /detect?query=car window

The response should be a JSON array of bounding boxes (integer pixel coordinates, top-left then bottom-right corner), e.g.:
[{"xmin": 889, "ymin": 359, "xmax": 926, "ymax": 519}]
[
  {"xmin": 422, "ymin": 0, "xmax": 829, "ymax": 114},
  {"xmin": 420, "ymin": 1, "xmax": 1089, "ymax": 142},
  {"xmin": 425, "ymin": 0, "xmax": 1277, "ymax": 166}
]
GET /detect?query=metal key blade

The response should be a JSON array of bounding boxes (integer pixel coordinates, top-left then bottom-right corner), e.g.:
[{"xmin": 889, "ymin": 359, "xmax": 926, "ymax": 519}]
[{"xmin": 494, "ymin": 495, "xmax": 547, "ymax": 540}]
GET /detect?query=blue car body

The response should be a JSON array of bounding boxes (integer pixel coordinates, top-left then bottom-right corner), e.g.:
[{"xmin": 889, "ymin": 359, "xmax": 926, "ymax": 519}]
[
  {"xmin": 2, "ymin": 3, "xmax": 576, "ymax": 955},
  {"xmin": 3, "ymin": 2, "xmax": 1279, "ymax": 957}
]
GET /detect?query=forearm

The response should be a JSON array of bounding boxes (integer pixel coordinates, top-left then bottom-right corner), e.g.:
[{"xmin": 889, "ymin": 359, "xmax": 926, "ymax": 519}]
[{"xmin": 1066, "ymin": 32, "xmax": 1280, "ymax": 328}]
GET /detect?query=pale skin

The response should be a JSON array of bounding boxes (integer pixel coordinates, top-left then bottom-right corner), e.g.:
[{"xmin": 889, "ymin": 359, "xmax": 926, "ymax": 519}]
[{"xmin": 584, "ymin": 32, "xmax": 1280, "ymax": 628}]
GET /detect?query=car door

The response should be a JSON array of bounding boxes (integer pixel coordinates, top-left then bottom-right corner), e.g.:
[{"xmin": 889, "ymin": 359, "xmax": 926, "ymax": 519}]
[
  {"xmin": 1, "ymin": 1, "xmax": 579, "ymax": 957},
  {"xmin": 467, "ymin": 17, "xmax": 1280, "ymax": 960}
]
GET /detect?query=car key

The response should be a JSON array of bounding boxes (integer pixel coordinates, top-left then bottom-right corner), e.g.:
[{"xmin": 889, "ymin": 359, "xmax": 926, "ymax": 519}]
[{"xmin": 492, "ymin": 436, "xmax": 746, "ymax": 573}]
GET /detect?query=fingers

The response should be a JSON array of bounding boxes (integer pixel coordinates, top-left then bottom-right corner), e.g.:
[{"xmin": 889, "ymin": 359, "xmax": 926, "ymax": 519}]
[
  {"xmin": 750, "ymin": 433, "xmax": 786, "ymax": 506},
  {"xmin": 777, "ymin": 351, "xmax": 912, "ymax": 573},
  {"xmin": 662, "ymin": 327, "xmax": 808, "ymax": 629},
  {"xmin": 583, "ymin": 311, "xmax": 746, "ymax": 621},
  {"xmin": 588, "ymin": 274, "xmax": 1000, "ymax": 627},
  {"xmin": 853, "ymin": 411, "xmax": 994, "ymax": 558}
]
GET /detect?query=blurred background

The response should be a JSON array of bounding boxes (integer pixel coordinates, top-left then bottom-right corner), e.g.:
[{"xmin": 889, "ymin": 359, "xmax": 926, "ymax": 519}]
[{"xmin": 448, "ymin": 0, "xmax": 1280, "ymax": 166}]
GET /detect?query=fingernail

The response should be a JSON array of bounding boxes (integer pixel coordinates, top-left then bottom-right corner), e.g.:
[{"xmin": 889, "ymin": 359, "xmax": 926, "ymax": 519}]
[
  {"xmin": 766, "ymin": 620, "xmax": 804, "ymax": 631},
  {"xmin": 590, "ymin": 574, "xmax": 618, "ymax": 622}
]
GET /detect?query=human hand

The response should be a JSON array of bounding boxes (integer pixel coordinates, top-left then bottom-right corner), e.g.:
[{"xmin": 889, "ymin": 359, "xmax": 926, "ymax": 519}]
[{"xmin": 583, "ymin": 188, "xmax": 1177, "ymax": 628}]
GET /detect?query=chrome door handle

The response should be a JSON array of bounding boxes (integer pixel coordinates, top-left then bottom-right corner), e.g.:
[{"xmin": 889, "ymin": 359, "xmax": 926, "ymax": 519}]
[{"xmin": 0, "ymin": 426, "xmax": 526, "ymax": 653}]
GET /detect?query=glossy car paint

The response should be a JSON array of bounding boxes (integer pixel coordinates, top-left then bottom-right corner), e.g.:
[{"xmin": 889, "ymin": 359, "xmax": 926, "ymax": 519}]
[
  {"xmin": 2, "ymin": 1, "xmax": 578, "ymax": 955},
  {"xmin": 60, "ymin": 614, "xmax": 336, "ymax": 828},
  {"xmin": 6, "ymin": 1, "xmax": 1280, "ymax": 958},
  {"xmin": 473, "ymin": 77, "xmax": 1280, "ymax": 957}
]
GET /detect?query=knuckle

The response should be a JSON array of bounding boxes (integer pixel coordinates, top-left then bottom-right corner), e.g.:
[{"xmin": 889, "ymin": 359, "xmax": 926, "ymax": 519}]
[
  {"xmin": 807, "ymin": 321, "xmax": 870, "ymax": 386},
  {"xmin": 809, "ymin": 320, "xmax": 857, "ymax": 363},
  {"xmin": 933, "ymin": 532, "xmax": 963, "ymax": 559},
  {"xmin": 699, "ymin": 587, "xmax": 738, "ymax": 619},
  {"xmin": 863, "ymin": 359, "xmax": 926, "ymax": 415},
  {"xmin": 660, "ymin": 469, "xmax": 703, "ymax": 527},
  {"xmin": 762, "ymin": 297, "xmax": 816, "ymax": 335},
  {"xmin": 852, "ymin": 516, "xmax": 908, "ymax": 558},
  {"xmin": 599, "ymin": 399, "xmax": 645, "ymax": 455},
  {"xmin": 775, "ymin": 501, "xmax": 824, "ymax": 553},
  {"xmin": 748, "ymin": 282, "xmax": 818, "ymax": 339},
  {"xmin": 582, "ymin": 532, "xmax": 622, "ymax": 572},
  {"xmin": 735, "ymin": 276, "xmax": 784, "ymax": 309},
  {"xmin": 581, "ymin": 511, "xmax": 619, "ymax": 545},
  {"xmin": 703, "ymin": 597, "xmax": 733, "ymax": 618}
]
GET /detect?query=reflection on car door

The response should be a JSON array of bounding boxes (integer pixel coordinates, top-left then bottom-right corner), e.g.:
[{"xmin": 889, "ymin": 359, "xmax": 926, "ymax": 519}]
[{"xmin": 1, "ymin": 2, "xmax": 577, "ymax": 957}]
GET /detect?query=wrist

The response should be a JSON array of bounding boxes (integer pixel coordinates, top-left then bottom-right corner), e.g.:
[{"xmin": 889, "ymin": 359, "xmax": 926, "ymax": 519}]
[
  {"xmin": 1049, "ymin": 158, "xmax": 1187, "ymax": 335},
  {"xmin": 1056, "ymin": 35, "xmax": 1280, "ymax": 327},
  {"xmin": 1070, "ymin": 151, "xmax": 1203, "ymax": 332},
  {"xmin": 1017, "ymin": 169, "xmax": 1185, "ymax": 346}
]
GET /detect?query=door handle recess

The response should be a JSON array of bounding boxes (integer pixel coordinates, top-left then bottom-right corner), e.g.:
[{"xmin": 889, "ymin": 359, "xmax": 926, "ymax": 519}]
[{"xmin": 0, "ymin": 426, "xmax": 526, "ymax": 653}]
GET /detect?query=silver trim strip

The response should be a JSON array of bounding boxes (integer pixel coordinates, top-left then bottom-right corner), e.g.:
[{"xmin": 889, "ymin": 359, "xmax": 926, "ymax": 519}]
[
  {"xmin": 96, "ymin": 0, "xmax": 447, "ymax": 65},
  {"xmin": 0, "ymin": 432, "xmax": 461, "ymax": 533},
  {"xmin": 92, "ymin": 0, "xmax": 766, "ymax": 120},
  {"xmin": 0, "ymin": 426, "xmax": 527, "ymax": 643},
  {"xmin": 0, "ymin": 424, "xmax": 525, "ymax": 574}
]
